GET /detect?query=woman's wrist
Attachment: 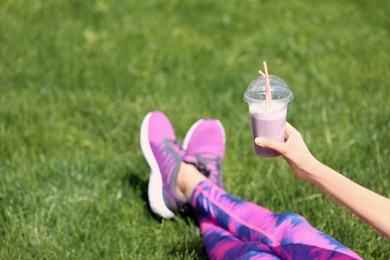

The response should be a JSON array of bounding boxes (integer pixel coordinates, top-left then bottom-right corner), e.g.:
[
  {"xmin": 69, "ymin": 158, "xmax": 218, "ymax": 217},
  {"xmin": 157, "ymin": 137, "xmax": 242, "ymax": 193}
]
[{"xmin": 299, "ymin": 156, "xmax": 322, "ymax": 184}]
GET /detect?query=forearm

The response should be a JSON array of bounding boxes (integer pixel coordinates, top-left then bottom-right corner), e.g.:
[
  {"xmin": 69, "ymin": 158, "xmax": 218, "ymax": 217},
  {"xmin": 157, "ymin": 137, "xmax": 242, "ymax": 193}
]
[{"xmin": 306, "ymin": 160, "xmax": 390, "ymax": 239}]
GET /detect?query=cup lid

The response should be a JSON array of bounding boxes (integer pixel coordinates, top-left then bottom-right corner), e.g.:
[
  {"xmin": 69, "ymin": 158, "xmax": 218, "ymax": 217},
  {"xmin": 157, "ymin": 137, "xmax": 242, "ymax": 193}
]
[{"xmin": 244, "ymin": 75, "xmax": 293, "ymax": 104}]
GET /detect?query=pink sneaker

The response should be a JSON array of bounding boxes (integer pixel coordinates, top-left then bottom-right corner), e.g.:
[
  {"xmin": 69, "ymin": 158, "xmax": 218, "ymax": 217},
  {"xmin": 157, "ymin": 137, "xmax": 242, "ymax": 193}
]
[
  {"xmin": 140, "ymin": 111, "xmax": 186, "ymax": 218},
  {"xmin": 183, "ymin": 119, "xmax": 226, "ymax": 188}
]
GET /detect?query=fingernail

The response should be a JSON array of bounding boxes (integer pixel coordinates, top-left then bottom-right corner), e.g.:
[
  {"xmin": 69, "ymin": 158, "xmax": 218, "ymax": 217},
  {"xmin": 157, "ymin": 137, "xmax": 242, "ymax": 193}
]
[{"xmin": 255, "ymin": 137, "xmax": 263, "ymax": 144}]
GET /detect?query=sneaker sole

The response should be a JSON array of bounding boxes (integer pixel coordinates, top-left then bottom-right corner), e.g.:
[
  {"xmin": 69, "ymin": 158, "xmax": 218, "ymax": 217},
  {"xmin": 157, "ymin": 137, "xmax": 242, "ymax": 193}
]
[
  {"xmin": 140, "ymin": 112, "xmax": 175, "ymax": 219},
  {"xmin": 183, "ymin": 119, "xmax": 226, "ymax": 150}
]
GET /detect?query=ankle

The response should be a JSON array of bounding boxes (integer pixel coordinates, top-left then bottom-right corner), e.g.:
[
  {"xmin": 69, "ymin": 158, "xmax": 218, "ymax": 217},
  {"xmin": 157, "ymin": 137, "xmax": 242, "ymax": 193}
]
[
  {"xmin": 176, "ymin": 163, "xmax": 195, "ymax": 196},
  {"xmin": 176, "ymin": 163, "xmax": 206, "ymax": 202}
]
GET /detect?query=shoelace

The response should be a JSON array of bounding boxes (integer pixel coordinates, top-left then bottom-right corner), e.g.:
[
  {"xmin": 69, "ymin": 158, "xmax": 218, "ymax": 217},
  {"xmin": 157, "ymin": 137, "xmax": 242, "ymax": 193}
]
[
  {"xmin": 159, "ymin": 139, "xmax": 188, "ymax": 211},
  {"xmin": 195, "ymin": 154, "xmax": 223, "ymax": 187},
  {"xmin": 160, "ymin": 139, "xmax": 186, "ymax": 157}
]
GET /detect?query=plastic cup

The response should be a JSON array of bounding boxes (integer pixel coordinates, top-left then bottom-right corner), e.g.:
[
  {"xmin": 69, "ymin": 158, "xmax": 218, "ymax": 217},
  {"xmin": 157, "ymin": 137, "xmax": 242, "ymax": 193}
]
[{"xmin": 243, "ymin": 75, "xmax": 293, "ymax": 158}]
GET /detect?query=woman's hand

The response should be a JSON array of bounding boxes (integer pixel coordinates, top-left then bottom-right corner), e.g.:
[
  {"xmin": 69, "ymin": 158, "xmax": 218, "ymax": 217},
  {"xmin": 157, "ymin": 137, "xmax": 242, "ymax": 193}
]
[{"xmin": 255, "ymin": 122, "xmax": 317, "ymax": 183}]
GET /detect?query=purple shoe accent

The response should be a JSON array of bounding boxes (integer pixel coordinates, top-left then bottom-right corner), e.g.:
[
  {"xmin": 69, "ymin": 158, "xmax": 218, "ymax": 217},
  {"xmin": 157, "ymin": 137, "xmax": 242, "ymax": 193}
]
[
  {"xmin": 183, "ymin": 119, "xmax": 226, "ymax": 188},
  {"xmin": 140, "ymin": 111, "xmax": 186, "ymax": 218}
]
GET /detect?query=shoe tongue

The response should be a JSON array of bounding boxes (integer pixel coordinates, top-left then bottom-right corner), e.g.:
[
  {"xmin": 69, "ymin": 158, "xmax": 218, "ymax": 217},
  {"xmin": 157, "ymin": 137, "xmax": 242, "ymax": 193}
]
[
  {"xmin": 182, "ymin": 154, "xmax": 198, "ymax": 165},
  {"xmin": 183, "ymin": 153, "xmax": 223, "ymax": 188},
  {"xmin": 182, "ymin": 154, "xmax": 211, "ymax": 176}
]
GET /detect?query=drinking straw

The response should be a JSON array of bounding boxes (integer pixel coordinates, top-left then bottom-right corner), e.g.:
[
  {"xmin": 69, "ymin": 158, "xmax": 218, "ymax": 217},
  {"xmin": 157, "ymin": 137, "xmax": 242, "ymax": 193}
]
[{"xmin": 258, "ymin": 61, "xmax": 272, "ymax": 106}]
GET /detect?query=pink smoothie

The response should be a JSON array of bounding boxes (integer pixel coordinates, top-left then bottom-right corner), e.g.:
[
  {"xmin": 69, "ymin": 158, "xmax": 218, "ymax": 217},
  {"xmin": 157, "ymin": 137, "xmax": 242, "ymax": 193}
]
[{"xmin": 249, "ymin": 103, "xmax": 287, "ymax": 157}]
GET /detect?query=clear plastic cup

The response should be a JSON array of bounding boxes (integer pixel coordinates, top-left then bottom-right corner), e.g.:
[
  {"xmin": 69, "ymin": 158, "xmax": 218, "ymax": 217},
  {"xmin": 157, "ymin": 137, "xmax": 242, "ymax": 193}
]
[{"xmin": 244, "ymin": 75, "xmax": 293, "ymax": 158}]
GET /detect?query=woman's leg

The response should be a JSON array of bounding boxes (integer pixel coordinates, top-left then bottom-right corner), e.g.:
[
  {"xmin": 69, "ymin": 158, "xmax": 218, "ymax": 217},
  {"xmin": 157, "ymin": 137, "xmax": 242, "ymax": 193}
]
[
  {"xmin": 199, "ymin": 216, "xmax": 281, "ymax": 260},
  {"xmin": 178, "ymin": 164, "xmax": 362, "ymax": 260}
]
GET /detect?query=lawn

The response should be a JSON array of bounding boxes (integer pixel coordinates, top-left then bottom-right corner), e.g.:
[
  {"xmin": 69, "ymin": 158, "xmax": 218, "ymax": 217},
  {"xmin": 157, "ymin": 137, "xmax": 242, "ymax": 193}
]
[{"xmin": 0, "ymin": 0, "xmax": 389, "ymax": 259}]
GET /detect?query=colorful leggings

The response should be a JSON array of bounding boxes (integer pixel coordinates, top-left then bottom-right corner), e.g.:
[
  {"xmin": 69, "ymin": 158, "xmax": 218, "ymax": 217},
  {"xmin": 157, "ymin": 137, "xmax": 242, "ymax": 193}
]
[{"xmin": 190, "ymin": 179, "xmax": 362, "ymax": 260}]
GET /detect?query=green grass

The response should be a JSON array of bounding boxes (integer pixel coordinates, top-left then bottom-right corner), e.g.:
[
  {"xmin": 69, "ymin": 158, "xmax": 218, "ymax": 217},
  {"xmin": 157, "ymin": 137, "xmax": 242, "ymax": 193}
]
[{"xmin": 1, "ymin": 0, "xmax": 390, "ymax": 259}]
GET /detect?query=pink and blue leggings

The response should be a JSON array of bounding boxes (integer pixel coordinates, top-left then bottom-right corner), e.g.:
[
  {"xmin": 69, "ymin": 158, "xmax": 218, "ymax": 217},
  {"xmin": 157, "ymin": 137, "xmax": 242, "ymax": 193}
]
[{"xmin": 190, "ymin": 179, "xmax": 362, "ymax": 260}]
